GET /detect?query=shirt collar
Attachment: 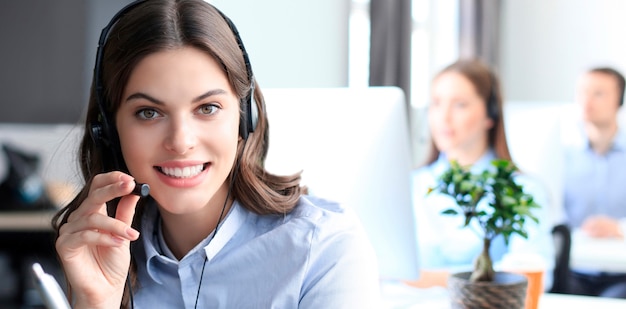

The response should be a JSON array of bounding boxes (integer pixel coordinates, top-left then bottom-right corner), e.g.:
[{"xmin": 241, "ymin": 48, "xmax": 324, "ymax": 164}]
[
  {"xmin": 610, "ymin": 127, "xmax": 626, "ymax": 151},
  {"xmin": 141, "ymin": 200, "xmax": 249, "ymax": 283},
  {"xmin": 575, "ymin": 122, "xmax": 626, "ymax": 152},
  {"xmin": 582, "ymin": 128, "xmax": 626, "ymax": 152},
  {"xmin": 203, "ymin": 200, "xmax": 248, "ymax": 261},
  {"xmin": 431, "ymin": 149, "xmax": 497, "ymax": 176}
]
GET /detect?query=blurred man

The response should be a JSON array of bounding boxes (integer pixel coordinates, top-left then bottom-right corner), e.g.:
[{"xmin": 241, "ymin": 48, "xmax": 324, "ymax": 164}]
[{"xmin": 563, "ymin": 67, "xmax": 626, "ymax": 298}]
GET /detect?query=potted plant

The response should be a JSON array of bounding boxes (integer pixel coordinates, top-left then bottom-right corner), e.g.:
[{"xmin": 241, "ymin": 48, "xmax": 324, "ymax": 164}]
[{"xmin": 428, "ymin": 159, "xmax": 541, "ymax": 309}]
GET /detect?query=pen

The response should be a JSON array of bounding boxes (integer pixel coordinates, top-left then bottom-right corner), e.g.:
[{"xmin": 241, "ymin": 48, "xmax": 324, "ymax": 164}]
[{"xmin": 31, "ymin": 263, "xmax": 71, "ymax": 309}]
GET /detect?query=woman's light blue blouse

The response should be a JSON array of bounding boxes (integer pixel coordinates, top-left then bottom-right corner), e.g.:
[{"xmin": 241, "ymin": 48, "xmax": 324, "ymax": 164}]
[{"xmin": 132, "ymin": 195, "xmax": 380, "ymax": 308}]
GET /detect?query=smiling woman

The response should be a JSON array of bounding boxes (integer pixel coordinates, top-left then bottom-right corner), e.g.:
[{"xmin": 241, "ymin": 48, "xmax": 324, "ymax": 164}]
[
  {"xmin": 51, "ymin": 1, "xmax": 380, "ymax": 308},
  {"xmin": 116, "ymin": 47, "xmax": 241, "ymax": 223}
]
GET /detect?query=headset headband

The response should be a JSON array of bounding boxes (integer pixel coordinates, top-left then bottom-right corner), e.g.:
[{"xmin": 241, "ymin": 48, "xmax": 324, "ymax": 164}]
[{"xmin": 91, "ymin": 0, "xmax": 258, "ymax": 172}]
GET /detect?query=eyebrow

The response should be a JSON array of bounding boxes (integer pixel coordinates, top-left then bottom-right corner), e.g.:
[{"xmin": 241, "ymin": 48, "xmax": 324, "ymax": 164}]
[{"xmin": 124, "ymin": 89, "xmax": 228, "ymax": 105}]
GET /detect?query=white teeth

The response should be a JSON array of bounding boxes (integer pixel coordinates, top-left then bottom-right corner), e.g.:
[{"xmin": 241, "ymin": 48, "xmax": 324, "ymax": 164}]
[{"xmin": 160, "ymin": 164, "xmax": 204, "ymax": 178}]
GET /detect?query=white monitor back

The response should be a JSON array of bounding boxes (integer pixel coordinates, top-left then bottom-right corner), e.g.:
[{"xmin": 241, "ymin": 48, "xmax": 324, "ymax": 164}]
[{"xmin": 262, "ymin": 87, "xmax": 419, "ymax": 280}]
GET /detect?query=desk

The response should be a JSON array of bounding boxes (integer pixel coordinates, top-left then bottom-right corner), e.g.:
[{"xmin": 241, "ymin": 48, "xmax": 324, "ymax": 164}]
[
  {"xmin": 570, "ymin": 230, "xmax": 626, "ymax": 272},
  {"xmin": 0, "ymin": 210, "xmax": 61, "ymax": 307},
  {"xmin": 0, "ymin": 181, "xmax": 75, "ymax": 232},
  {"xmin": 538, "ymin": 293, "xmax": 626, "ymax": 308},
  {"xmin": 0, "ymin": 210, "xmax": 56, "ymax": 231},
  {"xmin": 381, "ymin": 281, "xmax": 626, "ymax": 308}
]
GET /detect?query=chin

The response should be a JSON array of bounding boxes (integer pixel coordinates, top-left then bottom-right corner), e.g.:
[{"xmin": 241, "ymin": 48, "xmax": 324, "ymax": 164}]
[
  {"xmin": 152, "ymin": 191, "xmax": 211, "ymax": 215},
  {"xmin": 433, "ymin": 141, "xmax": 455, "ymax": 153}
]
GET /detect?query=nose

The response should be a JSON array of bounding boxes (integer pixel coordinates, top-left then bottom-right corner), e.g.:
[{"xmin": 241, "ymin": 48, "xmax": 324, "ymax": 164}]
[
  {"xmin": 163, "ymin": 117, "xmax": 197, "ymax": 155},
  {"xmin": 429, "ymin": 103, "xmax": 450, "ymax": 125},
  {"xmin": 436, "ymin": 103, "xmax": 453, "ymax": 124}
]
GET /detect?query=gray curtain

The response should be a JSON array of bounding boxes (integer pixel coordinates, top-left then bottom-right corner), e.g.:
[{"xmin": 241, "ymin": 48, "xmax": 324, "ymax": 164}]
[
  {"xmin": 369, "ymin": 0, "xmax": 412, "ymax": 108},
  {"xmin": 459, "ymin": 0, "xmax": 502, "ymax": 69}
]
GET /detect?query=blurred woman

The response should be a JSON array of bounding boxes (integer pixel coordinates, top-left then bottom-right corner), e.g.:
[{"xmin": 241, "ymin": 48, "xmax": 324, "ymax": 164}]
[{"xmin": 410, "ymin": 59, "xmax": 554, "ymax": 289}]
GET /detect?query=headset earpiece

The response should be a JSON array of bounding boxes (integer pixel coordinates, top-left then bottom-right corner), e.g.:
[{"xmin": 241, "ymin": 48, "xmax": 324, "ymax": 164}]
[
  {"xmin": 487, "ymin": 92, "xmax": 498, "ymax": 122},
  {"xmin": 216, "ymin": 10, "xmax": 258, "ymax": 141},
  {"xmin": 90, "ymin": 123, "xmax": 104, "ymax": 146},
  {"xmin": 249, "ymin": 91, "xmax": 259, "ymax": 132},
  {"xmin": 239, "ymin": 80, "xmax": 258, "ymax": 140},
  {"xmin": 486, "ymin": 73, "xmax": 499, "ymax": 122},
  {"xmin": 90, "ymin": 111, "xmax": 122, "ymax": 171}
]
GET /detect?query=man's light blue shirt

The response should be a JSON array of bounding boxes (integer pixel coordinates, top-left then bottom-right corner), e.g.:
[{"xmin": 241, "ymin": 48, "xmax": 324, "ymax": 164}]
[
  {"xmin": 132, "ymin": 195, "xmax": 380, "ymax": 308},
  {"xmin": 563, "ymin": 125, "xmax": 626, "ymax": 228}
]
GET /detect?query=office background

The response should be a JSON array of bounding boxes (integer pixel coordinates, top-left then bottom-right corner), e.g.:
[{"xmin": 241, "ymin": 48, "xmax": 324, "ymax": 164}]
[
  {"xmin": 2, "ymin": 0, "xmax": 626, "ymax": 163},
  {"xmin": 0, "ymin": 1, "xmax": 625, "ymax": 307}
]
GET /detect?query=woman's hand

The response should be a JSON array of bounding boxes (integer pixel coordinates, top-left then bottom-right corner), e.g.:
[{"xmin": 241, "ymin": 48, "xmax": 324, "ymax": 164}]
[{"xmin": 56, "ymin": 172, "xmax": 141, "ymax": 308}]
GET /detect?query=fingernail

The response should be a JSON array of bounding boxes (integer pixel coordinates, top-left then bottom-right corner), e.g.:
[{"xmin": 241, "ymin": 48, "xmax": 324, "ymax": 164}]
[
  {"xmin": 126, "ymin": 227, "xmax": 140, "ymax": 239},
  {"xmin": 119, "ymin": 174, "xmax": 134, "ymax": 182},
  {"xmin": 119, "ymin": 180, "xmax": 132, "ymax": 189}
]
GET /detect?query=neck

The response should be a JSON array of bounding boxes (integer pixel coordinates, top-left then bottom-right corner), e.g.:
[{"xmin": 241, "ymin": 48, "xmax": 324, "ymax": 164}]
[
  {"xmin": 446, "ymin": 143, "xmax": 489, "ymax": 167},
  {"xmin": 585, "ymin": 120, "xmax": 618, "ymax": 155},
  {"xmin": 159, "ymin": 187, "xmax": 232, "ymax": 260}
]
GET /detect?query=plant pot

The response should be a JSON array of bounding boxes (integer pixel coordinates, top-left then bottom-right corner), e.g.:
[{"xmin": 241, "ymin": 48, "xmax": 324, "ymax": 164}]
[{"xmin": 448, "ymin": 271, "xmax": 528, "ymax": 309}]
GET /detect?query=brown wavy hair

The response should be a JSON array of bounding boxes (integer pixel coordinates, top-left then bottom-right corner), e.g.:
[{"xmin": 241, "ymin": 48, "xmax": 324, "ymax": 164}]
[
  {"xmin": 423, "ymin": 59, "xmax": 512, "ymax": 166},
  {"xmin": 51, "ymin": 1, "xmax": 303, "ymax": 307}
]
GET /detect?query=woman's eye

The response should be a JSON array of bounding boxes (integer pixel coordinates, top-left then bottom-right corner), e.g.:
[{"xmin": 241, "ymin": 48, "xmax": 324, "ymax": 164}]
[
  {"xmin": 198, "ymin": 104, "xmax": 218, "ymax": 115},
  {"xmin": 453, "ymin": 101, "xmax": 467, "ymax": 108},
  {"xmin": 136, "ymin": 108, "xmax": 160, "ymax": 120}
]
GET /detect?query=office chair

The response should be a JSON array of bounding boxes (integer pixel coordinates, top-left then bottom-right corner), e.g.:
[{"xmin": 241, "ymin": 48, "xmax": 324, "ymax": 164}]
[{"xmin": 549, "ymin": 223, "xmax": 571, "ymax": 294}]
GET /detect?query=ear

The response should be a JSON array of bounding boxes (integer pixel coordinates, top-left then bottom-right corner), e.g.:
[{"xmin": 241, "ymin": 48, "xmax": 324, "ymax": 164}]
[{"xmin": 484, "ymin": 117, "xmax": 495, "ymax": 130}]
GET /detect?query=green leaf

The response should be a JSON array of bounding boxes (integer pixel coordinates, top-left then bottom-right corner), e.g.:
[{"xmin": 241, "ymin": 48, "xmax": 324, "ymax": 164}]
[
  {"xmin": 442, "ymin": 209, "xmax": 458, "ymax": 215},
  {"xmin": 460, "ymin": 180, "xmax": 474, "ymax": 192},
  {"xmin": 501, "ymin": 195, "xmax": 517, "ymax": 206},
  {"xmin": 475, "ymin": 210, "xmax": 488, "ymax": 217}
]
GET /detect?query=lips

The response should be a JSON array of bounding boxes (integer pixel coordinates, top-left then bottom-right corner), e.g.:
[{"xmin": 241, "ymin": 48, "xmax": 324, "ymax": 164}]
[{"xmin": 156, "ymin": 163, "xmax": 208, "ymax": 178}]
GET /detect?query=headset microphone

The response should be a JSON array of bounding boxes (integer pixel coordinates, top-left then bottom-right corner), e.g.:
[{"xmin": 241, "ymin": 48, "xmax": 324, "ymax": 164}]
[{"xmin": 131, "ymin": 182, "xmax": 150, "ymax": 198}]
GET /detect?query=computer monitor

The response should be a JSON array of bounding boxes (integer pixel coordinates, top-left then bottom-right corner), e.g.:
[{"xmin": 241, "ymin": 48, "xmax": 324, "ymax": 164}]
[{"xmin": 262, "ymin": 87, "xmax": 420, "ymax": 281}]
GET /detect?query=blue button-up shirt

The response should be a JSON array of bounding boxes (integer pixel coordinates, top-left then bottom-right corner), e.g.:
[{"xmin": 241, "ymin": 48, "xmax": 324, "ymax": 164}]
[
  {"xmin": 563, "ymin": 125, "xmax": 626, "ymax": 228},
  {"xmin": 132, "ymin": 195, "xmax": 380, "ymax": 308}
]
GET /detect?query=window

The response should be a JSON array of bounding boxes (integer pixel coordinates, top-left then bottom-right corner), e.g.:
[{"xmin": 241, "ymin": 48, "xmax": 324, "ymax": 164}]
[
  {"xmin": 349, "ymin": 0, "xmax": 458, "ymax": 164},
  {"xmin": 348, "ymin": 0, "xmax": 458, "ymax": 107}
]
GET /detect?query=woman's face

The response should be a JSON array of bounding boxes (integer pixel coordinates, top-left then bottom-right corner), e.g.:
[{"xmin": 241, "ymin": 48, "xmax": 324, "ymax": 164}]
[
  {"xmin": 116, "ymin": 46, "xmax": 240, "ymax": 215},
  {"xmin": 428, "ymin": 71, "xmax": 493, "ymax": 156}
]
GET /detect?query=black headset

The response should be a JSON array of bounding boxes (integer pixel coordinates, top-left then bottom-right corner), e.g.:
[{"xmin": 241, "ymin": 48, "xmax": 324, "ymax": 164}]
[
  {"xmin": 91, "ymin": 0, "xmax": 259, "ymax": 171},
  {"xmin": 486, "ymin": 71, "xmax": 499, "ymax": 122}
]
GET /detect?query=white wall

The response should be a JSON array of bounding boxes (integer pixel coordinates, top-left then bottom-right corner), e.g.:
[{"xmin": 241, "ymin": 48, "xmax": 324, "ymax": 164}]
[
  {"xmin": 0, "ymin": 1, "xmax": 351, "ymax": 185},
  {"xmin": 210, "ymin": 0, "xmax": 351, "ymax": 88},
  {"xmin": 91, "ymin": 1, "xmax": 351, "ymax": 100},
  {"xmin": 500, "ymin": 0, "xmax": 626, "ymax": 102}
]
